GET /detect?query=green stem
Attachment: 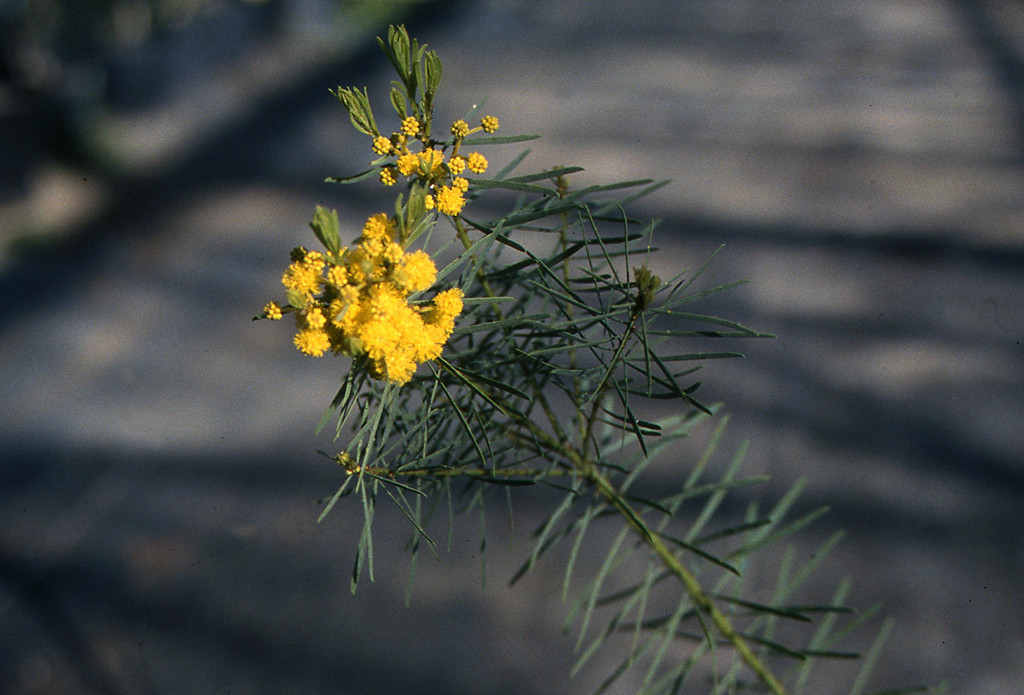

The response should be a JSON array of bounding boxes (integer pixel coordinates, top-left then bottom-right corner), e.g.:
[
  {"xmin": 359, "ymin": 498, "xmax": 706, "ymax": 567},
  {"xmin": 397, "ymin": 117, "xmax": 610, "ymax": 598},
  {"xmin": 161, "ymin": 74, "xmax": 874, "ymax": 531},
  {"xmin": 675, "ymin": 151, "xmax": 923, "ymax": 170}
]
[
  {"xmin": 446, "ymin": 199, "xmax": 787, "ymax": 694},
  {"xmin": 509, "ymin": 406, "xmax": 790, "ymax": 695},
  {"xmin": 343, "ymin": 462, "xmax": 574, "ymax": 481},
  {"xmin": 583, "ymin": 467, "xmax": 790, "ymax": 695}
]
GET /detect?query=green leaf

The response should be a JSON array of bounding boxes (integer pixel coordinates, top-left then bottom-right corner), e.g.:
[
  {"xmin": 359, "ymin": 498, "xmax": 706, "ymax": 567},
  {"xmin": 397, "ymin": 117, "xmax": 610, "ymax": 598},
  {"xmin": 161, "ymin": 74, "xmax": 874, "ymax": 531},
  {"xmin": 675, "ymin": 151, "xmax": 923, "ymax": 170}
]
[
  {"xmin": 494, "ymin": 147, "xmax": 533, "ymax": 179},
  {"xmin": 424, "ymin": 50, "xmax": 443, "ymax": 97},
  {"xmin": 350, "ymin": 483, "xmax": 375, "ymax": 593},
  {"xmin": 714, "ymin": 595, "xmax": 813, "ymax": 622},
  {"xmin": 574, "ymin": 526, "xmax": 632, "ymax": 650},
  {"xmin": 325, "ymin": 168, "xmax": 378, "ymax": 185},
  {"xmin": 389, "ymin": 85, "xmax": 408, "ymax": 118},
  {"xmin": 502, "ymin": 166, "xmax": 586, "ymax": 184},
  {"xmin": 510, "ymin": 489, "xmax": 580, "ymax": 586},
  {"xmin": 849, "ymin": 618, "xmax": 895, "ymax": 695},
  {"xmin": 470, "ymin": 177, "xmax": 562, "ymax": 196},
  {"xmin": 400, "ymin": 184, "xmax": 432, "ymax": 245},
  {"xmin": 771, "ymin": 530, "xmax": 847, "ymax": 605},
  {"xmin": 309, "ymin": 205, "xmax": 341, "ymax": 255},
  {"xmin": 460, "ymin": 134, "xmax": 541, "ymax": 146},
  {"xmin": 317, "ymin": 476, "xmax": 355, "ymax": 523},
  {"xmin": 561, "ymin": 178, "xmax": 655, "ymax": 201},
  {"xmin": 379, "ymin": 25, "xmax": 411, "ymax": 84},
  {"xmin": 443, "ymin": 364, "xmax": 530, "ymax": 402},
  {"xmin": 285, "ymin": 288, "xmax": 307, "ymax": 309},
  {"xmin": 693, "ymin": 518, "xmax": 771, "ymax": 544},
  {"xmin": 562, "ymin": 506, "xmax": 599, "ymax": 600},
  {"xmin": 654, "ymin": 351, "xmax": 745, "ymax": 362},
  {"xmin": 451, "ymin": 313, "xmax": 552, "ymax": 335},
  {"xmin": 660, "ymin": 533, "xmax": 741, "ymax": 576},
  {"xmin": 591, "ymin": 178, "xmax": 672, "ymax": 215},
  {"xmin": 332, "ymin": 86, "xmax": 377, "ymax": 136}
]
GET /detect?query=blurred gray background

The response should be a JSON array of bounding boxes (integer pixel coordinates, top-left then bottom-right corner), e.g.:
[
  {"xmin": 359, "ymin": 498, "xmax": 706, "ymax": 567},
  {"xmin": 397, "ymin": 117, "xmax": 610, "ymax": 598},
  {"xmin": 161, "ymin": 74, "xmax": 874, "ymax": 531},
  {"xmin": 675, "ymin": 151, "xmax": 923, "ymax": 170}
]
[{"xmin": 1, "ymin": 0, "xmax": 1021, "ymax": 693}]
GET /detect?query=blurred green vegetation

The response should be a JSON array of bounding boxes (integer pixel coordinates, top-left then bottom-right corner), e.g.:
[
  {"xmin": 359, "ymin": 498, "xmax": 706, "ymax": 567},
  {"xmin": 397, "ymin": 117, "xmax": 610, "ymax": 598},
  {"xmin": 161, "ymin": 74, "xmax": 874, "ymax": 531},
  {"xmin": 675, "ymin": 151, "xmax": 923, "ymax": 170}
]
[{"xmin": 0, "ymin": 0, "xmax": 427, "ymax": 262}]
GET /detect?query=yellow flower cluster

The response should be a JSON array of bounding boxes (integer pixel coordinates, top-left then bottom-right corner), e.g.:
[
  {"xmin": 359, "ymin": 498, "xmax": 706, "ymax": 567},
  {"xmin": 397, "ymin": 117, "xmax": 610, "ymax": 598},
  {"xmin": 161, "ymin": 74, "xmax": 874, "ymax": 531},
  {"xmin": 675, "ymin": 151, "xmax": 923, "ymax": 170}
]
[
  {"xmin": 480, "ymin": 115, "xmax": 499, "ymax": 133},
  {"xmin": 370, "ymin": 115, "xmax": 499, "ymax": 217},
  {"xmin": 275, "ymin": 213, "xmax": 464, "ymax": 384}
]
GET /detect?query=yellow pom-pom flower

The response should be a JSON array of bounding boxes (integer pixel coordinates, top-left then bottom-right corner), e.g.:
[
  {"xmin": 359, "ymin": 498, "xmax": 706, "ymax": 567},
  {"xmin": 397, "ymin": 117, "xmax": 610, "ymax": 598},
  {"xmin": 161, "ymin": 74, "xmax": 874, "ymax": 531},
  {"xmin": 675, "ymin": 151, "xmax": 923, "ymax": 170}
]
[
  {"xmin": 396, "ymin": 152, "xmax": 419, "ymax": 177},
  {"xmin": 434, "ymin": 185, "xmax": 465, "ymax": 216},
  {"xmin": 466, "ymin": 152, "xmax": 488, "ymax": 174},
  {"xmin": 362, "ymin": 213, "xmax": 393, "ymax": 241},
  {"xmin": 358, "ymin": 235, "xmax": 385, "ymax": 262},
  {"xmin": 302, "ymin": 250, "xmax": 326, "ymax": 270},
  {"xmin": 263, "ymin": 302, "xmax": 283, "ymax": 320},
  {"xmin": 379, "ymin": 167, "xmax": 397, "ymax": 186},
  {"xmin": 372, "ymin": 135, "xmax": 393, "ymax": 155},
  {"xmin": 447, "ymin": 155, "xmax": 466, "ymax": 175},
  {"xmin": 398, "ymin": 250, "xmax": 437, "ymax": 293},
  {"xmin": 432, "ymin": 288, "xmax": 464, "ymax": 324},
  {"xmin": 326, "ymin": 264, "xmax": 347, "ymax": 288},
  {"xmin": 266, "ymin": 208, "xmax": 463, "ymax": 384},
  {"xmin": 481, "ymin": 115, "xmax": 499, "ymax": 133},
  {"xmin": 294, "ymin": 327, "xmax": 331, "ymax": 356},
  {"xmin": 451, "ymin": 119, "xmax": 470, "ymax": 138},
  {"xmin": 303, "ymin": 306, "xmax": 327, "ymax": 330},
  {"xmin": 282, "ymin": 260, "xmax": 321, "ymax": 298},
  {"xmin": 400, "ymin": 116, "xmax": 420, "ymax": 136}
]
